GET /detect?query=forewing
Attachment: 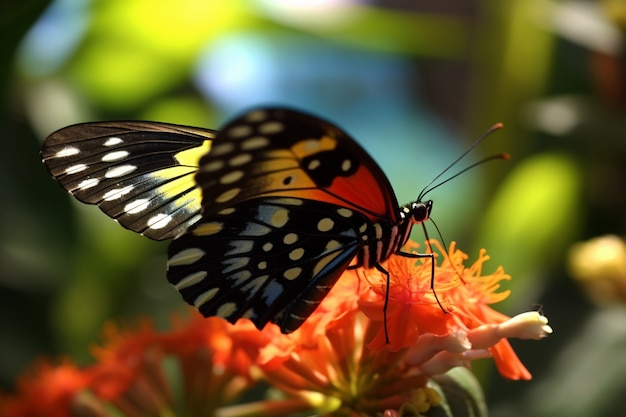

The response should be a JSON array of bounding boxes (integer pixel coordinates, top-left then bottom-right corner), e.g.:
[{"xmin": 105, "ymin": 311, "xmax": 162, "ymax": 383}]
[
  {"xmin": 195, "ymin": 108, "xmax": 400, "ymax": 223},
  {"xmin": 42, "ymin": 121, "xmax": 215, "ymax": 240}
]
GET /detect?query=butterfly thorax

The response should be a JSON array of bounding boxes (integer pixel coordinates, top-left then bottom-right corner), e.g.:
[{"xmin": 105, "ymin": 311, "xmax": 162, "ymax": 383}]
[
  {"xmin": 394, "ymin": 199, "xmax": 433, "ymax": 254},
  {"xmin": 354, "ymin": 199, "xmax": 433, "ymax": 269}
]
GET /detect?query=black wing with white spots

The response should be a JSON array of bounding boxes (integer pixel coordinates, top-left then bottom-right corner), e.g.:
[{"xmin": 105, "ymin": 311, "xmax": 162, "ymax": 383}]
[{"xmin": 42, "ymin": 121, "xmax": 215, "ymax": 240}]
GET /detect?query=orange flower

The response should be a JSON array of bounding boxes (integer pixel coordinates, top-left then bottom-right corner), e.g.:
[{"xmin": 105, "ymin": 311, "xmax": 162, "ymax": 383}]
[
  {"xmin": 0, "ymin": 359, "xmax": 92, "ymax": 417},
  {"xmin": 250, "ymin": 240, "xmax": 552, "ymax": 415},
  {"xmin": 2, "ymin": 240, "xmax": 551, "ymax": 416},
  {"xmin": 87, "ymin": 320, "xmax": 173, "ymax": 416},
  {"xmin": 361, "ymin": 240, "xmax": 551, "ymax": 380},
  {"xmin": 250, "ymin": 248, "xmax": 447, "ymax": 415},
  {"xmin": 158, "ymin": 314, "xmax": 265, "ymax": 415}
]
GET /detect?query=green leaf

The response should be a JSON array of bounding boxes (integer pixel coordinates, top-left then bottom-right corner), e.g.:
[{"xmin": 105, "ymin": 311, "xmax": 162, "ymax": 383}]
[{"xmin": 428, "ymin": 368, "xmax": 489, "ymax": 417}]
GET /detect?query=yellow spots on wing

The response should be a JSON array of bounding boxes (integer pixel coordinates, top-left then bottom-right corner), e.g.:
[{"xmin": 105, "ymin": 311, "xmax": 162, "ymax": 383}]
[
  {"xmin": 228, "ymin": 153, "xmax": 252, "ymax": 167},
  {"xmin": 269, "ymin": 207, "xmax": 289, "ymax": 228},
  {"xmin": 219, "ymin": 170, "xmax": 244, "ymax": 184},
  {"xmin": 230, "ymin": 270, "xmax": 252, "ymax": 285},
  {"xmin": 174, "ymin": 271, "xmax": 208, "ymax": 290},
  {"xmin": 317, "ymin": 218, "xmax": 334, "ymax": 232},
  {"xmin": 221, "ymin": 257, "xmax": 250, "ymax": 274},
  {"xmin": 218, "ymin": 207, "xmax": 236, "ymax": 215},
  {"xmin": 194, "ymin": 288, "xmax": 220, "ymax": 309},
  {"xmin": 337, "ymin": 208, "xmax": 353, "ymax": 218},
  {"xmin": 224, "ymin": 240, "xmax": 254, "ymax": 256},
  {"xmin": 215, "ymin": 188, "xmax": 241, "ymax": 203},
  {"xmin": 313, "ymin": 253, "xmax": 339, "ymax": 276},
  {"xmin": 241, "ymin": 136, "xmax": 270, "ymax": 150},
  {"xmin": 193, "ymin": 221, "xmax": 223, "ymax": 236},
  {"xmin": 167, "ymin": 247, "xmax": 206, "ymax": 267},
  {"xmin": 374, "ymin": 223, "xmax": 383, "ymax": 239},
  {"xmin": 284, "ymin": 267, "xmax": 302, "ymax": 280},
  {"xmin": 270, "ymin": 197, "xmax": 304, "ymax": 206},
  {"xmin": 283, "ymin": 233, "xmax": 298, "ymax": 245},
  {"xmin": 289, "ymin": 248, "xmax": 305, "ymax": 261},
  {"xmin": 326, "ymin": 240, "xmax": 341, "ymax": 251},
  {"xmin": 291, "ymin": 135, "xmax": 337, "ymax": 159},
  {"xmin": 216, "ymin": 302, "xmax": 237, "ymax": 318},
  {"xmin": 210, "ymin": 142, "xmax": 236, "ymax": 157},
  {"xmin": 307, "ymin": 159, "xmax": 321, "ymax": 170},
  {"xmin": 259, "ymin": 121, "xmax": 284, "ymax": 134},
  {"xmin": 242, "ymin": 275, "xmax": 269, "ymax": 293},
  {"xmin": 228, "ymin": 125, "xmax": 253, "ymax": 138},
  {"xmin": 201, "ymin": 160, "xmax": 225, "ymax": 173}
]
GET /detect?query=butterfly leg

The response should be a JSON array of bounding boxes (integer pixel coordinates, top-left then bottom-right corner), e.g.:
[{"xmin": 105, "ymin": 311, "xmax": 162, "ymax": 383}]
[
  {"xmin": 373, "ymin": 262, "xmax": 393, "ymax": 344},
  {"xmin": 375, "ymin": 251, "xmax": 444, "ymax": 344},
  {"xmin": 396, "ymin": 251, "xmax": 446, "ymax": 312}
]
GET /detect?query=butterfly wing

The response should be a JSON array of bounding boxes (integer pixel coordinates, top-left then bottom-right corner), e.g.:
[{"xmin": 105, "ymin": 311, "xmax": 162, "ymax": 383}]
[
  {"xmin": 195, "ymin": 108, "xmax": 400, "ymax": 222},
  {"xmin": 167, "ymin": 196, "xmax": 371, "ymax": 332},
  {"xmin": 169, "ymin": 108, "xmax": 400, "ymax": 332},
  {"xmin": 42, "ymin": 121, "xmax": 215, "ymax": 240}
]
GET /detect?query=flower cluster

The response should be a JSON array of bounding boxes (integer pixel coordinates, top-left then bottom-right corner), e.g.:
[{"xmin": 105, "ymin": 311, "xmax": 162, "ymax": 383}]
[{"xmin": 0, "ymin": 241, "xmax": 551, "ymax": 417}]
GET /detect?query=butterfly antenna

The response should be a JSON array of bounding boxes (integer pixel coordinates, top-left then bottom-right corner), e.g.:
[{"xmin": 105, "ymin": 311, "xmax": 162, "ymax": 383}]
[
  {"xmin": 428, "ymin": 216, "xmax": 466, "ymax": 285},
  {"xmin": 417, "ymin": 123, "xmax": 505, "ymax": 202}
]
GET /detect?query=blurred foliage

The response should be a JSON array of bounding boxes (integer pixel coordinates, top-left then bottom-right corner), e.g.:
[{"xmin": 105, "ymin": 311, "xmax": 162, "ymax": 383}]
[{"xmin": 1, "ymin": 0, "xmax": 625, "ymax": 416}]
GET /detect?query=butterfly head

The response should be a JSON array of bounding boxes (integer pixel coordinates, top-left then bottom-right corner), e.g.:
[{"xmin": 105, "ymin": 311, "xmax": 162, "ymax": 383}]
[{"xmin": 400, "ymin": 199, "xmax": 432, "ymax": 225}]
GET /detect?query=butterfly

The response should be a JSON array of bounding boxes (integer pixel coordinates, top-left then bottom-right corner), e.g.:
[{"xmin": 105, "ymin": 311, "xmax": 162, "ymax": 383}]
[{"xmin": 42, "ymin": 108, "xmax": 465, "ymax": 336}]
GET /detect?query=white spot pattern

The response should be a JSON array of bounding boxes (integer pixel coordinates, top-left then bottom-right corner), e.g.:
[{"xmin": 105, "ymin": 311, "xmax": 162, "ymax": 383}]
[
  {"xmin": 65, "ymin": 164, "xmax": 88, "ymax": 175},
  {"xmin": 102, "ymin": 185, "xmax": 134, "ymax": 201},
  {"xmin": 55, "ymin": 147, "xmax": 80, "ymax": 158},
  {"xmin": 103, "ymin": 137, "xmax": 123, "ymax": 146},
  {"xmin": 105, "ymin": 164, "xmax": 137, "ymax": 178},
  {"xmin": 77, "ymin": 178, "xmax": 99, "ymax": 190},
  {"xmin": 147, "ymin": 213, "xmax": 173, "ymax": 229},
  {"xmin": 124, "ymin": 199, "xmax": 150, "ymax": 214},
  {"xmin": 102, "ymin": 150, "xmax": 129, "ymax": 162}
]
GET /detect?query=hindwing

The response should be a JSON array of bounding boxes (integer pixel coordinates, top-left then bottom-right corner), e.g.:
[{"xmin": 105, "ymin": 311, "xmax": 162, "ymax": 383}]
[{"xmin": 167, "ymin": 196, "xmax": 372, "ymax": 332}]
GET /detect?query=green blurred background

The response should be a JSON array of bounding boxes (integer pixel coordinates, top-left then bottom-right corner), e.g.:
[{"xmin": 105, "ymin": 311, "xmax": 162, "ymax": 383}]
[{"xmin": 1, "ymin": 0, "xmax": 625, "ymax": 416}]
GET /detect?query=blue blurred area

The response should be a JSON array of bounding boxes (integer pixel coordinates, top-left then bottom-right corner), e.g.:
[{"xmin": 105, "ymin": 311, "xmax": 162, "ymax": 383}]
[
  {"xmin": 16, "ymin": 0, "xmax": 89, "ymax": 76},
  {"xmin": 194, "ymin": 32, "xmax": 472, "ymax": 225}
]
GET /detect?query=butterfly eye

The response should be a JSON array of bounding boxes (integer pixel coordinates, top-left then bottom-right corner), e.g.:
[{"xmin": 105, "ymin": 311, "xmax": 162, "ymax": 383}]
[{"xmin": 409, "ymin": 201, "xmax": 431, "ymax": 223}]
